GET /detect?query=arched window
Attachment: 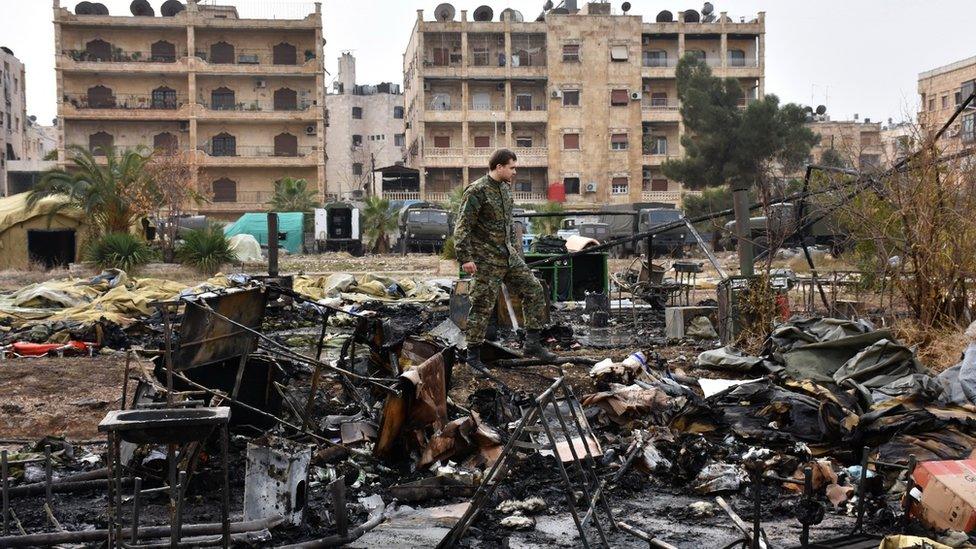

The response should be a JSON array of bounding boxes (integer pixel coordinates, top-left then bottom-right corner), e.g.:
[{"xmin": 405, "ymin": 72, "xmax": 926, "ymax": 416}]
[
  {"xmin": 728, "ymin": 49, "xmax": 746, "ymax": 67},
  {"xmin": 272, "ymin": 42, "xmax": 297, "ymax": 65},
  {"xmin": 153, "ymin": 132, "xmax": 178, "ymax": 152},
  {"xmin": 151, "ymin": 86, "xmax": 177, "ymax": 109},
  {"xmin": 273, "ymin": 88, "xmax": 298, "ymax": 111},
  {"xmin": 274, "ymin": 133, "xmax": 298, "ymax": 156},
  {"xmin": 211, "ymin": 132, "xmax": 236, "ymax": 156},
  {"xmin": 85, "ymin": 39, "xmax": 112, "ymax": 61},
  {"xmin": 210, "ymin": 41, "xmax": 234, "ymax": 64},
  {"xmin": 89, "ymin": 131, "xmax": 114, "ymax": 155},
  {"xmin": 150, "ymin": 40, "xmax": 176, "ymax": 62},
  {"xmin": 87, "ymin": 85, "xmax": 115, "ymax": 108},
  {"xmin": 211, "ymin": 87, "xmax": 235, "ymax": 110},
  {"xmin": 212, "ymin": 178, "xmax": 237, "ymax": 202}
]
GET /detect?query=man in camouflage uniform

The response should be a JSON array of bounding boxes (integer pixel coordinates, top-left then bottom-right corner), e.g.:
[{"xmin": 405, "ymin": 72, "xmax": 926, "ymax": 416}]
[{"xmin": 454, "ymin": 149, "xmax": 556, "ymax": 373}]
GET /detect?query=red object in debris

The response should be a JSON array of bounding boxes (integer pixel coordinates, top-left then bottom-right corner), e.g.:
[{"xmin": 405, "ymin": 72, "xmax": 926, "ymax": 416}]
[
  {"xmin": 775, "ymin": 293, "xmax": 791, "ymax": 320},
  {"xmin": 547, "ymin": 181, "xmax": 566, "ymax": 203},
  {"xmin": 12, "ymin": 341, "xmax": 90, "ymax": 357},
  {"xmin": 910, "ymin": 459, "xmax": 976, "ymax": 533}
]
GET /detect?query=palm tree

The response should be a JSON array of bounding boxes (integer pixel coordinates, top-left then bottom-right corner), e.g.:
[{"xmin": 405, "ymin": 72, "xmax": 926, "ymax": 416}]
[
  {"xmin": 27, "ymin": 145, "xmax": 153, "ymax": 235},
  {"xmin": 361, "ymin": 196, "xmax": 399, "ymax": 254},
  {"xmin": 267, "ymin": 177, "xmax": 321, "ymax": 212}
]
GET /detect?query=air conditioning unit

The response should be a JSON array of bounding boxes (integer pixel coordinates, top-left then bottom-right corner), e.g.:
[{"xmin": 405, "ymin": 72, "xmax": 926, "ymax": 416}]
[
  {"xmin": 178, "ymin": 121, "xmax": 189, "ymax": 132},
  {"xmin": 550, "ymin": 89, "xmax": 563, "ymax": 99},
  {"xmin": 496, "ymin": 82, "xmax": 505, "ymax": 91},
  {"xmin": 255, "ymin": 79, "xmax": 267, "ymax": 88},
  {"xmin": 584, "ymin": 182, "xmax": 597, "ymax": 193},
  {"xmin": 305, "ymin": 125, "xmax": 317, "ymax": 135},
  {"xmin": 630, "ymin": 91, "xmax": 642, "ymax": 101}
]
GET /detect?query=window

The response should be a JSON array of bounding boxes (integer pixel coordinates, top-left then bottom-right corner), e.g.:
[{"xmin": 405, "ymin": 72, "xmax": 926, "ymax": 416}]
[
  {"xmin": 610, "ymin": 89, "xmax": 629, "ymax": 106},
  {"xmin": 610, "ymin": 45, "xmax": 629, "ymax": 62},
  {"xmin": 474, "ymin": 135, "xmax": 491, "ymax": 148},
  {"xmin": 942, "ymin": 95, "xmax": 949, "ymax": 109},
  {"xmin": 515, "ymin": 94, "xmax": 533, "ymax": 111},
  {"xmin": 956, "ymin": 92, "xmax": 963, "ymax": 106},
  {"xmin": 272, "ymin": 42, "xmax": 297, "ymax": 65},
  {"xmin": 273, "ymin": 88, "xmax": 298, "ymax": 111},
  {"xmin": 352, "ymin": 106, "xmax": 363, "ymax": 119},
  {"xmin": 563, "ymin": 133, "xmax": 580, "ymax": 150},
  {"xmin": 211, "ymin": 133, "xmax": 236, "ymax": 156},
  {"xmin": 728, "ymin": 49, "xmax": 746, "ymax": 67},
  {"xmin": 687, "ymin": 49, "xmax": 706, "ymax": 61},
  {"xmin": 150, "ymin": 40, "xmax": 176, "ymax": 62},
  {"xmin": 961, "ymin": 113, "xmax": 975, "ymax": 143},
  {"xmin": 611, "ymin": 133, "xmax": 628, "ymax": 150},
  {"xmin": 433, "ymin": 135, "xmax": 450, "ymax": 148},
  {"xmin": 352, "ymin": 163, "xmax": 363, "ymax": 176},
  {"xmin": 352, "ymin": 135, "xmax": 363, "ymax": 147},
  {"xmin": 393, "ymin": 106, "xmax": 404, "ymax": 119},
  {"xmin": 928, "ymin": 98, "xmax": 935, "ymax": 111},
  {"xmin": 153, "ymin": 132, "xmax": 178, "ymax": 152},
  {"xmin": 516, "ymin": 136, "xmax": 533, "ymax": 148},
  {"xmin": 212, "ymin": 178, "xmax": 237, "ymax": 202},
  {"xmin": 651, "ymin": 178, "xmax": 668, "ymax": 191},
  {"xmin": 564, "ymin": 177, "xmax": 580, "ymax": 194},
  {"xmin": 151, "ymin": 86, "xmax": 177, "ymax": 109},
  {"xmin": 473, "ymin": 47, "xmax": 490, "ymax": 67},
  {"xmin": 562, "ymin": 44, "xmax": 580, "ymax": 63},
  {"xmin": 394, "ymin": 133, "xmax": 405, "ymax": 146},
  {"xmin": 643, "ymin": 50, "xmax": 668, "ymax": 67},
  {"xmin": 89, "ymin": 131, "xmax": 113, "ymax": 155},
  {"xmin": 562, "ymin": 89, "xmax": 580, "ymax": 106},
  {"xmin": 432, "ymin": 47, "xmax": 450, "ymax": 66},
  {"xmin": 648, "ymin": 136, "xmax": 668, "ymax": 155},
  {"xmin": 211, "ymin": 87, "xmax": 235, "ymax": 110},
  {"xmin": 87, "ymin": 85, "xmax": 115, "ymax": 108},
  {"xmin": 274, "ymin": 133, "xmax": 298, "ymax": 156},
  {"xmin": 611, "ymin": 177, "xmax": 629, "ymax": 195},
  {"xmin": 85, "ymin": 39, "xmax": 112, "ymax": 61},
  {"xmin": 650, "ymin": 92, "xmax": 668, "ymax": 107},
  {"xmin": 209, "ymin": 41, "xmax": 235, "ymax": 64}
]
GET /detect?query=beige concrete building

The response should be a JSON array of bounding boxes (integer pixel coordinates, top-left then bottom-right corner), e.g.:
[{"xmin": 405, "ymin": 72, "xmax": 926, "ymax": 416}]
[
  {"xmin": 1, "ymin": 46, "xmax": 28, "ymax": 196},
  {"xmin": 53, "ymin": 0, "xmax": 325, "ymax": 219},
  {"xmin": 918, "ymin": 55, "xmax": 976, "ymax": 153},
  {"xmin": 804, "ymin": 118, "xmax": 883, "ymax": 172},
  {"xmin": 402, "ymin": 2, "xmax": 764, "ymax": 206},
  {"xmin": 325, "ymin": 53, "xmax": 405, "ymax": 200},
  {"xmin": 880, "ymin": 120, "xmax": 914, "ymax": 167}
]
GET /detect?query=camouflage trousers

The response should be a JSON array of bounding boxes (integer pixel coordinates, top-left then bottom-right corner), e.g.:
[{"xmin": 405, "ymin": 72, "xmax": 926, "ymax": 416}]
[{"xmin": 466, "ymin": 259, "xmax": 548, "ymax": 345}]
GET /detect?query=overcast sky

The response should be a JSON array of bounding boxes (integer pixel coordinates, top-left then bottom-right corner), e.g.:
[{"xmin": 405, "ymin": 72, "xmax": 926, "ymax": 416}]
[{"xmin": 5, "ymin": 0, "xmax": 974, "ymax": 126}]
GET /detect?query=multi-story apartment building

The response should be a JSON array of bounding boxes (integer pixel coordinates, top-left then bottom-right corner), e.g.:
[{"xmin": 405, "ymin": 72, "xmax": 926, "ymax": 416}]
[
  {"xmin": 880, "ymin": 120, "xmax": 914, "ymax": 167},
  {"xmin": 53, "ymin": 0, "xmax": 325, "ymax": 219},
  {"xmin": 325, "ymin": 53, "xmax": 405, "ymax": 200},
  {"xmin": 1, "ymin": 46, "xmax": 28, "ymax": 196},
  {"xmin": 918, "ymin": 55, "xmax": 976, "ymax": 152},
  {"xmin": 804, "ymin": 118, "xmax": 883, "ymax": 172},
  {"xmin": 402, "ymin": 2, "xmax": 764, "ymax": 206}
]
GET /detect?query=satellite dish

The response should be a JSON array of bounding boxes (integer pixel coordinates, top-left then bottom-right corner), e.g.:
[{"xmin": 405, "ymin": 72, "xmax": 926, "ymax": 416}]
[
  {"xmin": 621, "ymin": 2, "xmax": 631, "ymax": 13},
  {"xmin": 683, "ymin": 9, "xmax": 700, "ymax": 22},
  {"xmin": 500, "ymin": 8, "xmax": 523, "ymax": 22},
  {"xmin": 473, "ymin": 5, "xmax": 494, "ymax": 21},
  {"xmin": 702, "ymin": 2, "xmax": 714, "ymax": 15},
  {"xmin": 90, "ymin": 2, "xmax": 109, "ymax": 14},
  {"xmin": 130, "ymin": 0, "xmax": 155, "ymax": 16},
  {"xmin": 803, "ymin": 106, "xmax": 813, "ymax": 113},
  {"xmin": 815, "ymin": 105, "xmax": 827, "ymax": 116},
  {"xmin": 74, "ymin": 2, "xmax": 94, "ymax": 14},
  {"xmin": 434, "ymin": 3, "xmax": 456, "ymax": 21},
  {"xmin": 656, "ymin": 10, "xmax": 673, "ymax": 22},
  {"xmin": 543, "ymin": 0, "xmax": 554, "ymax": 9},
  {"xmin": 161, "ymin": 0, "xmax": 186, "ymax": 16}
]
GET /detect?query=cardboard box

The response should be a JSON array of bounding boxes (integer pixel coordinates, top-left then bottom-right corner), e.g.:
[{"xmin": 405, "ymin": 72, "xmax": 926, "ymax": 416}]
[{"xmin": 910, "ymin": 459, "xmax": 976, "ymax": 532}]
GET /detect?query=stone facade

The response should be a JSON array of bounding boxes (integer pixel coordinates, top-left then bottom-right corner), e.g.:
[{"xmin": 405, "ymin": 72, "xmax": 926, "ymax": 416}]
[
  {"xmin": 402, "ymin": 3, "xmax": 765, "ymax": 206},
  {"xmin": 324, "ymin": 53, "xmax": 405, "ymax": 200},
  {"xmin": 53, "ymin": 0, "xmax": 326, "ymax": 219},
  {"xmin": 918, "ymin": 55, "xmax": 976, "ymax": 154},
  {"xmin": 804, "ymin": 119, "xmax": 883, "ymax": 172},
  {"xmin": 1, "ymin": 47, "xmax": 28, "ymax": 196}
]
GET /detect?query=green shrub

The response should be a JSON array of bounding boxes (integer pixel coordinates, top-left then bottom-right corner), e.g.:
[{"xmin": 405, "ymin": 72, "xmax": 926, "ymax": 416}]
[
  {"xmin": 441, "ymin": 236, "xmax": 456, "ymax": 260},
  {"xmin": 84, "ymin": 232, "xmax": 155, "ymax": 271},
  {"xmin": 177, "ymin": 224, "xmax": 236, "ymax": 274}
]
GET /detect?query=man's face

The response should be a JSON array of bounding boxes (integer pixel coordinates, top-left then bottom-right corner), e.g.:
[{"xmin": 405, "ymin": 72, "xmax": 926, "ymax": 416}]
[{"xmin": 496, "ymin": 159, "xmax": 517, "ymax": 183}]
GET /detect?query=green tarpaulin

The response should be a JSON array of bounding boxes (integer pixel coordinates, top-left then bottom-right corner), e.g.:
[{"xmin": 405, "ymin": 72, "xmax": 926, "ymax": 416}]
[{"xmin": 223, "ymin": 212, "xmax": 304, "ymax": 254}]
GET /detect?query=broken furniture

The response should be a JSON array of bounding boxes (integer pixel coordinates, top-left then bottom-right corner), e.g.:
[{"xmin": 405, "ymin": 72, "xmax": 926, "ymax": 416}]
[
  {"xmin": 524, "ymin": 251, "xmax": 609, "ymax": 302},
  {"xmin": 99, "ymin": 406, "xmax": 231, "ymax": 548}
]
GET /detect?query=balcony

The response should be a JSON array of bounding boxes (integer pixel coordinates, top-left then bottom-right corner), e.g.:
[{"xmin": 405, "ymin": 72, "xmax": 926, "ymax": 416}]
[
  {"xmin": 513, "ymin": 146, "xmax": 548, "ymax": 166},
  {"xmin": 193, "ymin": 49, "xmax": 319, "ymax": 76},
  {"xmin": 382, "ymin": 191, "xmax": 421, "ymax": 201},
  {"xmin": 196, "ymin": 145, "xmax": 319, "ymax": 167},
  {"xmin": 641, "ymin": 56, "xmax": 677, "ymax": 78},
  {"xmin": 196, "ymin": 100, "xmax": 318, "ymax": 121},
  {"xmin": 424, "ymin": 147, "xmax": 464, "ymax": 166},
  {"xmin": 510, "ymin": 104, "xmax": 547, "ymax": 122},
  {"xmin": 640, "ymin": 190, "xmax": 683, "ymax": 203},
  {"xmin": 642, "ymin": 100, "xmax": 681, "ymax": 122},
  {"xmin": 512, "ymin": 191, "xmax": 547, "ymax": 202},
  {"xmin": 59, "ymin": 49, "xmax": 188, "ymax": 73},
  {"xmin": 62, "ymin": 93, "xmax": 191, "ymax": 120},
  {"xmin": 424, "ymin": 103, "xmax": 464, "ymax": 122},
  {"xmin": 200, "ymin": 190, "xmax": 273, "ymax": 212},
  {"xmin": 642, "ymin": 152, "xmax": 678, "ymax": 165}
]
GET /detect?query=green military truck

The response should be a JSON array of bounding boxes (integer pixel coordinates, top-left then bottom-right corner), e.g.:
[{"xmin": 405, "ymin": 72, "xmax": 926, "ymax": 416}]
[
  {"xmin": 398, "ymin": 202, "xmax": 452, "ymax": 254},
  {"xmin": 723, "ymin": 202, "xmax": 847, "ymax": 255}
]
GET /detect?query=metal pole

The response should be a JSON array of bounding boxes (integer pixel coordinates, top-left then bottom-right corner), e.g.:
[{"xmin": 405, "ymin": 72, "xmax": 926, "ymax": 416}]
[
  {"xmin": 534, "ymin": 400, "xmax": 592, "ymax": 549},
  {"xmin": 173, "ymin": 471, "xmax": 186, "ymax": 547},
  {"xmin": 733, "ymin": 187, "xmax": 754, "ymax": 277},
  {"xmin": 221, "ymin": 425, "xmax": 230, "ymax": 549},
  {"xmin": 2, "ymin": 450, "xmax": 8, "ymax": 536},
  {"xmin": 800, "ymin": 467, "xmax": 812, "ymax": 547},
  {"xmin": 131, "ymin": 477, "xmax": 142, "ymax": 545},
  {"xmin": 268, "ymin": 212, "xmax": 279, "ymax": 278}
]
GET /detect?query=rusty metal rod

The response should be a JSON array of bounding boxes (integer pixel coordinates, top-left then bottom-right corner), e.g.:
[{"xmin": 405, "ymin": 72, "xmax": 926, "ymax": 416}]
[
  {"xmin": 1, "ymin": 450, "xmax": 8, "ymax": 536},
  {"xmin": 131, "ymin": 477, "xmax": 142, "ymax": 545}
]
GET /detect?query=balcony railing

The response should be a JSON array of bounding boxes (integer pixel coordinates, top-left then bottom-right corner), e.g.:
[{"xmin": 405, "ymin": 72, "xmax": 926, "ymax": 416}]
[
  {"xmin": 642, "ymin": 100, "xmax": 679, "ymax": 110},
  {"xmin": 641, "ymin": 56, "xmax": 677, "ymax": 68},
  {"xmin": 207, "ymin": 190, "xmax": 274, "ymax": 208},
  {"xmin": 512, "ymin": 191, "xmax": 547, "ymax": 202},
  {"xmin": 198, "ymin": 99, "xmax": 315, "ymax": 112},
  {"xmin": 469, "ymin": 103, "xmax": 505, "ymax": 111},
  {"xmin": 727, "ymin": 59, "xmax": 759, "ymax": 68},
  {"xmin": 382, "ymin": 191, "xmax": 421, "ymax": 201},
  {"xmin": 194, "ymin": 48, "xmax": 316, "ymax": 66},
  {"xmin": 63, "ymin": 93, "xmax": 187, "ymax": 109},
  {"xmin": 197, "ymin": 144, "xmax": 317, "ymax": 157},
  {"xmin": 514, "ymin": 146, "xmax": 548, "ymax": 157},
  {"xmin": 424, "ymin": 147, "xmax": 463, "ymax": 157},
  {"xmin": 427, "ymin": 102, "xmax": 462, "ymax": 111},
  {"xmin": 63, "ymin": 49, "xmax": 183, "ymax": 63},
  {"xmin": 641, "ymin": 190, "xmax": 683, "ymax": 202},
  {"xmin": 512, "ymin": 103, "xmax": 546, "ymax": 112}
]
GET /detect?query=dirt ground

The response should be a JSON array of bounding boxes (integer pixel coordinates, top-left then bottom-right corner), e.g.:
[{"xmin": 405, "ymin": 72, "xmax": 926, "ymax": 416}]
[{"xmin": 0, "ymin": 354, "xmax": 135, "ymax": 441}]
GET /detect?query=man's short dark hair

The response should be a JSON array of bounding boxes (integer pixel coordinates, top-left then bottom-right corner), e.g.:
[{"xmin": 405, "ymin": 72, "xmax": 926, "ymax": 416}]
[{"xmin": 489, "ymin": 148, "xmax": 517, "ymax": 171}]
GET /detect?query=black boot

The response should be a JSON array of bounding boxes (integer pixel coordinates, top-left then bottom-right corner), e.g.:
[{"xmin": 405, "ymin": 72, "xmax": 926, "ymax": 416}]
[
  {"xmin": 524, "ymin": 329, "xmax": 557, "ymax": 361},
  {"xmin": 466, "ymin": 344, "xmax": 492, "ymax": 376}
]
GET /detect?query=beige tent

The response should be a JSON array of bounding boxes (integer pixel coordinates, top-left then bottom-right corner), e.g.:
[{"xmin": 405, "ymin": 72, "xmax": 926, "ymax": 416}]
[{"xmin": 0, "ymin": 193, "xmax": 87, "ymax": 270}]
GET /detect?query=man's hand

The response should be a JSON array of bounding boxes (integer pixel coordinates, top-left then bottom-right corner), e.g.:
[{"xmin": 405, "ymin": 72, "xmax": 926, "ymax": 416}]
[{"xmin": 461, "ymin": 261, "xmax": 477, "ymax": 275}]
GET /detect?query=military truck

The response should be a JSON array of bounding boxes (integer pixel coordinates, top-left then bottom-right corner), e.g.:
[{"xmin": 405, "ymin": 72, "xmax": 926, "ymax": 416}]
[
  {"xmin": 722, "ymin": 202, "xmax": 847, "ymax": 255},
  {"xmin": 638, "ymin": 208, "xmax": 688, "ymax": 257},
  {"xmin": 398, "ymin": 202, "xmax": 452, "ymax": 254},
  {"xmin": 314, "ymin": 202, "xmax": 363, "ymax": 256}
]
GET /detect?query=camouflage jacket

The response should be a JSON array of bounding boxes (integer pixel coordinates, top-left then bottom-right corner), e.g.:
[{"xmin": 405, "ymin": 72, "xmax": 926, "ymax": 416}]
[{"xmin": 454, "ymin": 174, "xmax": 521, "ymax": 267}]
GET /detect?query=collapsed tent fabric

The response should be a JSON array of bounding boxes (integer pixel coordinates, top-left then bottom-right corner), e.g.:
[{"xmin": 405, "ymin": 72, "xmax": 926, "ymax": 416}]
[
  {"xmin": 223, "ymin": 212, "xmax": 304, "ymax": 254},
  {"xmin": 227, "ymin": 234, "xmax": 263, "ymax": 262}
]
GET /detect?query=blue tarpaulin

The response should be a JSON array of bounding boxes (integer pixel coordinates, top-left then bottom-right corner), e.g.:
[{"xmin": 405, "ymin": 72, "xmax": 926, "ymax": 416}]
[{"xmin": 223, "ymin": 212, "xmax": 304, "ymax": 254}]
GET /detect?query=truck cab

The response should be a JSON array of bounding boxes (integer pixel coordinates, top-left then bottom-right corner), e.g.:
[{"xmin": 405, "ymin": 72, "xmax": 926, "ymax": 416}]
[
  {"xmin": 639, "ymin": 208, "xmax": 687, "ymax": 257},
  {"xmin": 399, "ymin": 203, "xmax": 452, "ymax": 253}
]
